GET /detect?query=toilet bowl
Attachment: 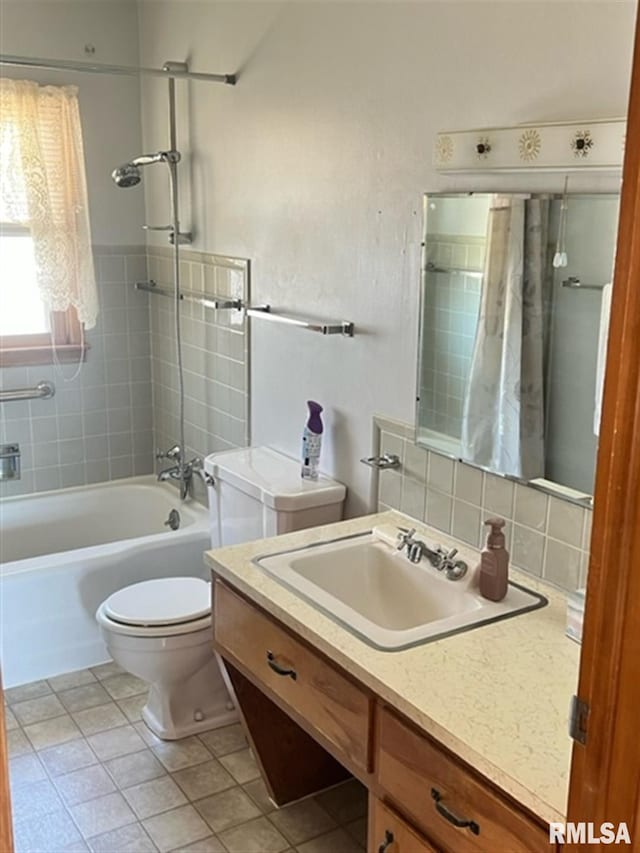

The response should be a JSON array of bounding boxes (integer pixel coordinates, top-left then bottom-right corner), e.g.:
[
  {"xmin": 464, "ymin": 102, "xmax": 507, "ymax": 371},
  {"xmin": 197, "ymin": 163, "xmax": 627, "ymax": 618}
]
[
  {"xmin": 96, "ymin": 447, "xmax": 346, "ymax": 741},
  {"xmin": 96, "ymin": 577, "xmax": 236, "ymax": 740}
]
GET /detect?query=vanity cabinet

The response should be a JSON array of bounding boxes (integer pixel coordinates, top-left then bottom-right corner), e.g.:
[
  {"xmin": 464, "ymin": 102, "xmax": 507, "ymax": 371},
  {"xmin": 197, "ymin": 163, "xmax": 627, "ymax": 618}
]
[
  {"xmin": 370, "ymin": 798, "xmax": 439, "ymax": 853},
  {"xmin": 213, "ymin": 578, "xmax": 555, "ymax": 852},
  {"xmin": 377, "ymin": 707, "xmax": 550, "ymax": 852},
  {"xmin": 214, "ymin": 581, "xmax": 372, "ymax": 773}
]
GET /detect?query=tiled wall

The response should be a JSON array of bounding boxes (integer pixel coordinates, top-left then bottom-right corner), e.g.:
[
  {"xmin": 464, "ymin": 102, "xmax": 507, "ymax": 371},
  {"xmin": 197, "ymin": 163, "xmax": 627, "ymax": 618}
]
[
  {"xmin": 374, "ymin": 415, "xmax": 591, "ymax": 593},
  {"xmin": 0, "ymin": 247, "xmax": 154, "ymax": 497},
  {"xmin": 147, "ymin": 248, "xmax": 250, "ymax": 478},
  {"xmin": 420, "ymin": 235, "xmax": 484, "ymax": 438}
]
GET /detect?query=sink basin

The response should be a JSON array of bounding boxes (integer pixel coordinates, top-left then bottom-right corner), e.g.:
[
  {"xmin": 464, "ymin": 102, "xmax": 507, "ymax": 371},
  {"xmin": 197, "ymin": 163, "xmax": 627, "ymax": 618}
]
[{"xmin": 254, "ymin": 528, "xmax": 547, "ymax": 650}]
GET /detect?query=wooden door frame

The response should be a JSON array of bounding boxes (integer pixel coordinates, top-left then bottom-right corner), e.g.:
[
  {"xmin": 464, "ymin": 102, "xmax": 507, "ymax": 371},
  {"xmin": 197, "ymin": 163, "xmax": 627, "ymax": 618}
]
[
  {"xmin": 0, "ymin": 678, "xmax": 14, "ymax": 853},
  {"xmin": 566, "ymin": 4, "xmax": 640, "ymax": 845}
]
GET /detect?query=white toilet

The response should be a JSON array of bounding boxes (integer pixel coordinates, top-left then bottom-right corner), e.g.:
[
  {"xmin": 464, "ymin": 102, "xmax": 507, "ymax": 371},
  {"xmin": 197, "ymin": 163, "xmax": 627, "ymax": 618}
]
[{"xmin": 96, "ymin": 447, "xmax": 346, "ymax": 740}]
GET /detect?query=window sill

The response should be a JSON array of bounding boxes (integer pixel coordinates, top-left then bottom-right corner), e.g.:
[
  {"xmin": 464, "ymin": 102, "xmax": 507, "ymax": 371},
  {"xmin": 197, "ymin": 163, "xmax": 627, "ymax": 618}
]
[{"xmin": 0, "ymin": 344, "xmax": 89, "ymax": 368}]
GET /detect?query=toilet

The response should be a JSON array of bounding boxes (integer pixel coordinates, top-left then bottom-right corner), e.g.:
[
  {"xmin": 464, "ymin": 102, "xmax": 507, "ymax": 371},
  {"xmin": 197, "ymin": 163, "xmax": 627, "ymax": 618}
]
[{"xmin": 96, "ymin": 447, "xmax": 346, "ymax": 740}]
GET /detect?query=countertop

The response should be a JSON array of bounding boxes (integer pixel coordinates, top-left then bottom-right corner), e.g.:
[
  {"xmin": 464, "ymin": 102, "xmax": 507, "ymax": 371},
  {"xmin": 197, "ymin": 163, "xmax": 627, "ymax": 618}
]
[{"xmin": 205, "ymin": 510, "xmax": 581, "ymax": 825}]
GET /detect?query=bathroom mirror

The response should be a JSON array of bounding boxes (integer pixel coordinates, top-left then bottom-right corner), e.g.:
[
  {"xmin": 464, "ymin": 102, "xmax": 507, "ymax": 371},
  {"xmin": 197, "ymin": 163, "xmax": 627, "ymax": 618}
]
[{"xmin": 416, "ymin": 191, "xmax": 620, "ymax": 501}]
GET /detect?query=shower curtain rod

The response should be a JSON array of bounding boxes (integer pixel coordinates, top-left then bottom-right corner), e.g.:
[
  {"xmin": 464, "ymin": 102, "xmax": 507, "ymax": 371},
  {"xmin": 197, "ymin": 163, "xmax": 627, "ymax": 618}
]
[{"xmin": 0, "ymin": 53, "xmax": 236, "ymax": 85}]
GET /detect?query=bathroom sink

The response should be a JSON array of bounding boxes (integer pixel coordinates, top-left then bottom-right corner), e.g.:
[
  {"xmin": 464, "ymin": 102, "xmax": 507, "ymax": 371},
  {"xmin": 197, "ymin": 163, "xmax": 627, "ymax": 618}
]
[{"xmin": 254, "ymin": 527, "xmax": 547, "ymax": 650}]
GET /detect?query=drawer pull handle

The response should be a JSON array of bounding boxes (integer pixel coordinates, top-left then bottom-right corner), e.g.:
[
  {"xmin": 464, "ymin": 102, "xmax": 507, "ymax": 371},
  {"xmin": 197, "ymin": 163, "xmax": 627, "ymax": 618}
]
[
  {"xmin": 266, "ymin": 651, "xmax": 297, "ymax": 680},
  {"xmin": 431, "ymin": 788, "xmax": 480, "ymax": 835},
  {"xmin": 378, "ymin": 829, "xmax": 394, "ymax": 853}
]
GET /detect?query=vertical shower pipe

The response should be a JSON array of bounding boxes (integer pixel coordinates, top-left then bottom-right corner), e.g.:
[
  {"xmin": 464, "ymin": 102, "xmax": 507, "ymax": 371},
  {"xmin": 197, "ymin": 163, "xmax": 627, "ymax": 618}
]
[{"xmin": 165, "ymin": 62, "xmax": 187, "ymax": 497}]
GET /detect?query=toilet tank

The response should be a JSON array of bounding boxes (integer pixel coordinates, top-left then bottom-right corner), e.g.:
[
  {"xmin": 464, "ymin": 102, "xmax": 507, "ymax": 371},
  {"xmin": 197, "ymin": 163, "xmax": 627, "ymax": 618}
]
[{"xmin": 204, "ymin": 447, "xmax": 347, "ymax": 548}]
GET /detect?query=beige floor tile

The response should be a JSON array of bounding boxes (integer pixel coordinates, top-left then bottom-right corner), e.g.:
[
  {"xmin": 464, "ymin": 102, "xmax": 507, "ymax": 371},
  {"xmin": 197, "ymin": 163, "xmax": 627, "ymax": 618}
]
[
  {"xmin": 59, "ymin": 683, "xmax": 112, "ymax": 713},
  {"xmin": 116, "ymin": 693, "xmax": 148, "ymax": 723},
  {"xmin": 123, "ymin": 775, "xmax": 187, "ymax": 819},
  {"xmin": 171, "ymin": 759, "xmax": 235, "ymax": 801},
  {"xmin": 38, "ymin": 738, "xmax": 98, "ymax": 777},
  {"xmin": 73, "ymin": 702, "xmax": 128, "ymax": 736},
  {"xmin": 143, "ymin": 804, "xmax": 211, "ymax": 853},
  {"xmin": 9, "ymin": 753, "xmax": 47, "ymax": 789},
  {"xmin": 151, "ymin": 735, "xmax": 213, "ymax": 772},
  {"xmin": 5, "ymin": 680, "xmax": 52, "ymax": 705},
  {"xmin": 11, "ymin": 693, "xmax": 66, "ymax": 726},
  {"xmin": 169, "ymin": 836, "xmax": 225, "ymax": 853},
  {"xmin": 24, "ymin": 714, "xmax": 81, "ymax": 751},
  {"xmin": 219, "ymin": 748, "xmax": 261, "ymax": 784},
  {"xmin": 314, "ymin": 780, "xmax": 368, "ymax": 824},
  {"xmin": 102, "ymin": 673, "xmax": 148, "ymax": 700},
  {"xmin": 70, "ymin": 791, "xmax": 137, "ymax": 839},
  {"xmin": 55, "ymin": 764, "xmax": 116, "ymax": 807},
  {"xmin": 269, "ymin": 799, "xmax": 337, "ymax": 846},
  {"xmin": 88, "ymin": 821, "xmax": 158, "ymax": 852},
  {"xmin": 90, "ymin": 661, "xmax": 125, "ymax": 681},
  {"xmin": 65, "ymin": 841, "xmax": 91, "ymax": 852},
  {"xmin": 13, "ymin": 807, "xmax": 82, "ymax": 853},
  {"xmin": 194, "ymin": 786, "xmax": 261, "ymax": 833},
  {"xmin": 88, "ymin": 724, "xmax": 147, "ymax": 761},
  {"xmin": 198, "ymin": 724, "xmax": 247, "ymax": 757},
  {"xmin": 243, "ymin": 778, "xmax": 277, "ymax": 814},
  {"xmin": 11, "ymin": 778, "xmax": 63, "ymax": 823},
  {"xmin": 48, "ymin": 669, "xmax": 97, "ymax": 693},
  {"xmin": 296, "ymin": 827, "xmax": 363, "ymax": 853},
  {"xmin": 4, "ymin": 706, "xmax": 19, "ymax": 731},
  {"xmin": 7, "ymin": 728, "xmax": 33, "ymax": 757},
  {"xmin": 105, "ymin": 748, "xmax": 166, "ymax": 789},
  {"xmin": 218, "ymin": 816, "xmax": 288, "ymax": 853},
  {"xmin": 345, "ymin": 817, "xmax": 367, "ymax": 849}
]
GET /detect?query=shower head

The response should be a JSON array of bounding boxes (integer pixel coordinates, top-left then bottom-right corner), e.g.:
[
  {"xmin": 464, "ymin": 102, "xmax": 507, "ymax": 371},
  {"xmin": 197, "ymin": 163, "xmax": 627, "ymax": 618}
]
[
  {"xmin": 111, "ymin": 150, "xmax": 181, "ymax": 188},
  {"xmin": 112, "ymin": 162, "xmax": 142, "ymax": 188}
]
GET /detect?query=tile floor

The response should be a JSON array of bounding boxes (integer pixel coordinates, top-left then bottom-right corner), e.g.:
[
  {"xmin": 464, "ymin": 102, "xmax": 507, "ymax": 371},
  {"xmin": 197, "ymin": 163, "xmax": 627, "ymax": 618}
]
[{"xmin": 6, "ymin": 664, "xmax": 368, "ymax": 853}]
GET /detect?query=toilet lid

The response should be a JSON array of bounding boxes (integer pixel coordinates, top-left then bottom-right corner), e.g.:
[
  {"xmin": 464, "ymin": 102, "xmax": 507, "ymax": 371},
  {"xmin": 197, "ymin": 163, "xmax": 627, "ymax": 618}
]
[{"xmin": 104, "ymin": 578, "xmax": 211, "ymax": 627}]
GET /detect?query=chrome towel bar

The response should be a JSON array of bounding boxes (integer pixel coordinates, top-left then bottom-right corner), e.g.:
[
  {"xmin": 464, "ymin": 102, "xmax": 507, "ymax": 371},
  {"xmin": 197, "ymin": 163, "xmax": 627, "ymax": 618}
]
[
  {"xmin": 0, "ymin": 381, "xmax": 55, "ymax": 404},
  {"xmin": 246, "ymin": 305, "xmax": 354, "ymax": 337},
  {"xmin": 562, "ymin": 276, "xmax": 607, "ymax": 291},
  {"xmin": 135, "ymin": 281, "xmax": 356, "ymax": 336},
  {"xmin": 135, "ymin": 280, "xmax": 243, "ymax": 311}
]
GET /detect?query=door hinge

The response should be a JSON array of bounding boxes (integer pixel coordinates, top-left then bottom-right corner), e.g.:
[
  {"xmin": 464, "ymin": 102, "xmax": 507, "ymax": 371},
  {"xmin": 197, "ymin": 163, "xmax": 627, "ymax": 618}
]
[{"xmin": 569, "ymin": 694, "xmax": 589, "ymax": 745}]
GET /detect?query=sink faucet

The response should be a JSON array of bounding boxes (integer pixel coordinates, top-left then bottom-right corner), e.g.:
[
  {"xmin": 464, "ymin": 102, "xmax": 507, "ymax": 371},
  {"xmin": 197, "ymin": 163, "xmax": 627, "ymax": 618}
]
[
  {"xmin": 156, "ymin": 446, "xmax": 213, "ymax": 501},
  {"xmin": 396, "ymin": 528, "xmax": 468, "ymax": 581}
]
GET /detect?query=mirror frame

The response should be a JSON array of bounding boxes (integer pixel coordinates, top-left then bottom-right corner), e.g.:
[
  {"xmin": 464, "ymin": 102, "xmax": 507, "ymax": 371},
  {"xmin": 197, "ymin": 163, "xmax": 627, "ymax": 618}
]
[{"xmin": 414, "ymin": 190, "xmax": 621, "ymax": 510}]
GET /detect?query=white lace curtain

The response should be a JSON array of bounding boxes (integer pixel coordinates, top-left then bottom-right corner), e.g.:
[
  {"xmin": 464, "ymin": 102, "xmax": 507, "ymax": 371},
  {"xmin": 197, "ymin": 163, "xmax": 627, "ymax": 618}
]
[{"xmin": 0, "ymin": 78, "xmax": 98, "ymax": 328}]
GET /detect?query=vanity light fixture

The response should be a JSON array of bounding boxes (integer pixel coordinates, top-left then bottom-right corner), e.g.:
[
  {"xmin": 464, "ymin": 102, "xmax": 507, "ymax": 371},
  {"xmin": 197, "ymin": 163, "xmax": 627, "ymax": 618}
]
[{"xmin": 433, "ymin": 118, "xmax": 625, "ymax": 173}]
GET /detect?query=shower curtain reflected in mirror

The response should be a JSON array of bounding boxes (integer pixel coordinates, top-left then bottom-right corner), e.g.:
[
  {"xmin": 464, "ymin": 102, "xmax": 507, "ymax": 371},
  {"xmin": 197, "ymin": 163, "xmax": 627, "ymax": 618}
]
[{"xmin": 461, "ymin": 196, "xmax": 550, "ymax": 480}]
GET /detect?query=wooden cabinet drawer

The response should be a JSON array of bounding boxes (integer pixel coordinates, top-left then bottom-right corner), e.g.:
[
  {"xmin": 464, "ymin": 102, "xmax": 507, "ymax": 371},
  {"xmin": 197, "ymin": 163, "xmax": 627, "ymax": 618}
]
[
  {"xmin": 377, "ymin": 708, "xmax": 551, "ymax": 852},
  {"xmin": 214, "ymin": 580, "xmax": 371, "ymax": 772},
  {"xmin": 370, "ymin": 797, "xmax": 439, "ymax": 853}
]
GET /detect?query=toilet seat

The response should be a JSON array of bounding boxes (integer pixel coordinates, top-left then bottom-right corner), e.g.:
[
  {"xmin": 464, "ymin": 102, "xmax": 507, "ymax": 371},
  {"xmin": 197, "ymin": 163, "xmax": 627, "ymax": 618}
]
[{"xmin": 104, "ymin": 577, "xmax": 211, "ymax": 628}]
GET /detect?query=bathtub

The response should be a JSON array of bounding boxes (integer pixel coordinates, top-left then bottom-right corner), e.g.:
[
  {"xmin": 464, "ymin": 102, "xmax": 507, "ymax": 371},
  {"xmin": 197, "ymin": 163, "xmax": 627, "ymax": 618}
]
[{"xmin": 0, "ymin": 477, "xmax": 211, "ymax": 687}]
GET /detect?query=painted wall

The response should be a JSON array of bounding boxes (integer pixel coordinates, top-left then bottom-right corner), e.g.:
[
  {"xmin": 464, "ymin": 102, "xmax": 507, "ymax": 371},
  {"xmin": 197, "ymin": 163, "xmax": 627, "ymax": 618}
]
[
  {"xmin": 137, "ymin": 0, "xmax": 635, "ymax": 516},
  {"xmin": 0, "ymin": 0, "xmax": 154, "ymax": 496}
]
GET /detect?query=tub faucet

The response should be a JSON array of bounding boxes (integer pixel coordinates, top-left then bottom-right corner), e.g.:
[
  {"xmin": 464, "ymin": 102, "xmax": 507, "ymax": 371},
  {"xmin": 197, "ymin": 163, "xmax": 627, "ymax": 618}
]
[{"xmin": 157, "ymin": 452, "xmax": 212, "ymax": 501}]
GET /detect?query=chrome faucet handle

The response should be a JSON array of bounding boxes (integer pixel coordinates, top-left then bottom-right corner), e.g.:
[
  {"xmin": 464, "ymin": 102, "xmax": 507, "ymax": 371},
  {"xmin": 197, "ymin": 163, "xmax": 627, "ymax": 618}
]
[
  {"xmin": 156, "ymin": 445, "xmax": 181, "ymax": 462},
  {"xmin": 396, "ymin": 527, "xmax": 416, "ymax": 550}
]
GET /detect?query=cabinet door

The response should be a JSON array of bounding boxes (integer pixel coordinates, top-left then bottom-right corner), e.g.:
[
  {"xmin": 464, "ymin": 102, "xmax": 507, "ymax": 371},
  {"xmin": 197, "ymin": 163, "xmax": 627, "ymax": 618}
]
[{"xmin": 370, "ymin": 796, "xmax": 439, "ymax": 853}]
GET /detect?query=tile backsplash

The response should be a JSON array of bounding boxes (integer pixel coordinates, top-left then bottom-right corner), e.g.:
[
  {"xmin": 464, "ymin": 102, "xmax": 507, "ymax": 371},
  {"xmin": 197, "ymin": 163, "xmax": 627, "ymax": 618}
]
[
  {"xmin": 374, "ymin": 415, "xmax": 591, "ymax": 593},
  {"xmin": 147, "ymin": 247, "xmax": 250, "ymax": 474},
  {"xmin": 0, "ymin": 247, "xmax": 153, "ymax": 497}
]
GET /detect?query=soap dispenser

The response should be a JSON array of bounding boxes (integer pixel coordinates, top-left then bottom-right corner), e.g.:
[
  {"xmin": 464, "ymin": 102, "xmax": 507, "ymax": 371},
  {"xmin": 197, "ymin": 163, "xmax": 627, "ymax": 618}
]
[{"xmin": 478, "ymin": 517, "xmax": 509, "ymax": 602}]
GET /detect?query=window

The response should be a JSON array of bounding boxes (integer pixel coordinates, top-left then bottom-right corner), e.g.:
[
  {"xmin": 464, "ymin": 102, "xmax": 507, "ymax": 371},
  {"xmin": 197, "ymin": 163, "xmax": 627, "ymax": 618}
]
[{"xmin": 0, "ymin": 78, "xmax": 98, "ymax": 367}]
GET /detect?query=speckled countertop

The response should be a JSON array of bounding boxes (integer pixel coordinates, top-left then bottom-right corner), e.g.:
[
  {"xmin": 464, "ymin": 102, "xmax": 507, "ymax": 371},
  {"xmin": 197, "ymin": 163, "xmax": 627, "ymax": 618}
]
[{"xmin": 205, "ymin": 510, "xmax": 580, "ymax": 826}]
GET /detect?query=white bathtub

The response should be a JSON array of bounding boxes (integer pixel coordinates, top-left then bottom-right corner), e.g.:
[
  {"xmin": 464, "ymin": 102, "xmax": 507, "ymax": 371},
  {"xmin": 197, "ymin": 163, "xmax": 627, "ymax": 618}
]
[{"xmin": 0, "ymin": 477, "xmax": 211, "ymax": 687}]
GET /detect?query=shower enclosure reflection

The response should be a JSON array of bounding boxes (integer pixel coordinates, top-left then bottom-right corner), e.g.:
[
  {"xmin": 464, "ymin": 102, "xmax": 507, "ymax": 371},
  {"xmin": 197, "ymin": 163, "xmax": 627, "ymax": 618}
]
[{"xmin": 416, "ymin": 192, "xmax": 620, "ymax": 499}]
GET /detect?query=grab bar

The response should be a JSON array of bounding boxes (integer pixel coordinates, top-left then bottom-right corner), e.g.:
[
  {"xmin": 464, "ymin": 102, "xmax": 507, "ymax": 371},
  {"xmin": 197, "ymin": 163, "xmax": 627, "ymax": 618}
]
[
  {"xmin": 246, "ymin": 305, "xmax": 355, "ymax": 337},
  {"xmin": 135, "ymin": 280, "xmax": 243, "ymax": 311},
  {"xmin": 0, "ymin": 381, "xmax": 55, "ymax": 403}
]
